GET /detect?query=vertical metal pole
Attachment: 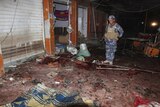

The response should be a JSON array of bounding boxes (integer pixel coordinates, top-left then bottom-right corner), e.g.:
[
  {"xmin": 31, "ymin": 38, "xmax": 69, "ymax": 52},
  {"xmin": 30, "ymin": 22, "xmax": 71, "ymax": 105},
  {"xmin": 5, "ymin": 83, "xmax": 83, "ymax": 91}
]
[
  {"xmin": 92, "ymin": 6, "xmax": 97, "ymax": 38},
  {"xmin": 87, "ymin": 0, "xmax": 91, "ymax": 38},
  {"xmin": 144, "ymin": 11, "xmax": 148, "ymax": 33}
]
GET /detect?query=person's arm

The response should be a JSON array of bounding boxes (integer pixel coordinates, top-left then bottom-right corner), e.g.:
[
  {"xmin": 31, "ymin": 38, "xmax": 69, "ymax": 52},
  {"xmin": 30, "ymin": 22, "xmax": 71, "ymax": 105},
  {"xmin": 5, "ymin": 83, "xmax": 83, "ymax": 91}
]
[
  {"xmin": 115, "ymin": 24, "xmax": 124, "ymax": 38},
  {"xmin": 102, "ymin": 23, "xmax": 109, "ymax": 40},
  {"xmin": 105, "ymin": 22, "xmax": 109, "ymax": 33}
]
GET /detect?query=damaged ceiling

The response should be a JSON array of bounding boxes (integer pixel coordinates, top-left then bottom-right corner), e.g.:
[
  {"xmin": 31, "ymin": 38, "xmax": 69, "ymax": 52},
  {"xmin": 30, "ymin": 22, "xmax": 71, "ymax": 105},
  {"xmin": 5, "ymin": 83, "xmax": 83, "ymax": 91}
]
[
  {"xmin": 93, "ymin": 0, "xmax": 160, "ymax": 13},
  {"xmin": 91, "ymin": 0, "xmax": 160, "ymax": 33}
]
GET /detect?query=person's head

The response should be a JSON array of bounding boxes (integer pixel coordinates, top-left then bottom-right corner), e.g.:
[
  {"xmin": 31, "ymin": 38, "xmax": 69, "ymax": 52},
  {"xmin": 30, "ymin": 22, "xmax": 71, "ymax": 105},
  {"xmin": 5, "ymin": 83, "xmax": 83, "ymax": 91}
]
[{"xmin": 108, "ymin": 15, "xmax": 116, "ymax": 25}]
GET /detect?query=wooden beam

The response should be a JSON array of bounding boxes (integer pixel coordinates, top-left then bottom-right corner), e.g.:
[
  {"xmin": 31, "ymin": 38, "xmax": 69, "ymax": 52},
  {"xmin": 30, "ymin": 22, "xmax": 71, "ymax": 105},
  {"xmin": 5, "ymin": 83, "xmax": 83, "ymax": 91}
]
[
  {"xmin": 0, "ymin": 45, "xmax": 4, "ymax": 77},
  {"xmin": 70, "ymin": 0, "xmax": 78, "ymax": 46},
  {"xmin": 43, "ymin": 0, "xmax": 55, "ymax": 55}
]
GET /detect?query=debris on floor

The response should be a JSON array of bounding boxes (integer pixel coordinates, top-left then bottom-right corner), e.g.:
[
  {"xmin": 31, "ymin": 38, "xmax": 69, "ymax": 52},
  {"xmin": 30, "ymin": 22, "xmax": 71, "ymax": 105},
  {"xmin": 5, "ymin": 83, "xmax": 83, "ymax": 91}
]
[
  {"xmin": 77, "ymin": 43, "xmax": 91, "ymax": 57},
  {"xmin": 63, "ymin": 66, "xmax": 74, "ymax": 72},
  {"xmin": 48, "ymin": 61, "xmax": 60, "ymax": 69},
  {"xmin": 36, "ymin": 56, "xmax": 59, "ymax": 64},
  {"xmin": 67, "ymin": 44, "xmax": 78, "ymax": 55},
  {"xmin": 134, "ymin": 95, "xmax": 160, "ymax": 107},
  {"xmin": 96, "ymin": 62, "xmax": 159, "ymax": 74},
  {"xmin": 47, "ymin": 71, "xmax": 58, "ymax": 78},
  {"xmin": 0, "ymin": 52, "xmax": 160, "ymax": 106},
  {"xmin": 0, "ymin": 84, "xmax": 94, "ymax": 107}
]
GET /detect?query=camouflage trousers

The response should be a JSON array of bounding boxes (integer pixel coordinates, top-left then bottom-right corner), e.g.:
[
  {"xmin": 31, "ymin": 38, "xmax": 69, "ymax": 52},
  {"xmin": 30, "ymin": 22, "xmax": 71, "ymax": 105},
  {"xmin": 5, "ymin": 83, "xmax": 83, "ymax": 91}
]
[{"xmin": 105, "ymin": 40, "xmax": 117, "ymax": 62}]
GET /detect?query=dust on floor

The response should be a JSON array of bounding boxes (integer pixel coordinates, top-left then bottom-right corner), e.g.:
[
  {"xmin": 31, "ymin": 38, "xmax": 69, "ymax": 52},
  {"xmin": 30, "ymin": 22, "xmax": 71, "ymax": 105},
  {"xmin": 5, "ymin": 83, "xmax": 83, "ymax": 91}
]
[{"xmin": 0, "ymin": 55, "xmax": 160, "ymax": 107}]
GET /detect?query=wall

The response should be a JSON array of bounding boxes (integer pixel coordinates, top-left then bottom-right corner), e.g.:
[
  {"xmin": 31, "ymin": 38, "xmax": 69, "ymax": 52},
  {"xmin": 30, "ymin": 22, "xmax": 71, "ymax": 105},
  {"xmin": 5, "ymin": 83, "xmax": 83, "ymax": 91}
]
[
  {"xmin": 89, "ymin": 8, "xmax": 107, "ymax": 39},
  {"xmin": 0, "ymin": 0, "xmax": 44, "ymax": 66}
]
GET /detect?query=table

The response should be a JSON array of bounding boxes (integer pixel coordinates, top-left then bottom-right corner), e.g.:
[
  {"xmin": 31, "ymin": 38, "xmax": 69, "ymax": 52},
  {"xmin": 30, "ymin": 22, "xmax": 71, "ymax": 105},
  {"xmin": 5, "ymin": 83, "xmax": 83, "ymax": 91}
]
[{"xmin": 123, "ymin": 37, "xmax": 149, "ymax": 54}]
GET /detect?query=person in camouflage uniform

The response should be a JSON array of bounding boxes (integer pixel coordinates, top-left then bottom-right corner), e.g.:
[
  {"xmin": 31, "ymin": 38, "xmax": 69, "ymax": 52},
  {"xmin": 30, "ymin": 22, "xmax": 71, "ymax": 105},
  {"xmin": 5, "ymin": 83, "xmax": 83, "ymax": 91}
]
[{"xmin": 103, "ymin": 15, "xmax": 124, "ymax": 65}]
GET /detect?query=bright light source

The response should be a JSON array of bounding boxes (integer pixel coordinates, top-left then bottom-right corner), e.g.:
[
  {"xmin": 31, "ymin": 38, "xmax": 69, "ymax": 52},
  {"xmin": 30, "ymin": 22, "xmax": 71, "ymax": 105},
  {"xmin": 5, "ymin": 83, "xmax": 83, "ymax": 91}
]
[{"xmin": 151, "ymin": 22, "xmax": 158, "ymax": 27}]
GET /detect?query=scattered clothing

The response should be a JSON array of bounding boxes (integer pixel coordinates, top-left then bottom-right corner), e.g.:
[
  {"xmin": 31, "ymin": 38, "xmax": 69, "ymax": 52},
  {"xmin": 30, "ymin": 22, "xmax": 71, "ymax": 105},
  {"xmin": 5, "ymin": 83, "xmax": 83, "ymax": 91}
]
[{"xmin": 0, "ymin": 84, "xmax": 93, "ymax": 107}]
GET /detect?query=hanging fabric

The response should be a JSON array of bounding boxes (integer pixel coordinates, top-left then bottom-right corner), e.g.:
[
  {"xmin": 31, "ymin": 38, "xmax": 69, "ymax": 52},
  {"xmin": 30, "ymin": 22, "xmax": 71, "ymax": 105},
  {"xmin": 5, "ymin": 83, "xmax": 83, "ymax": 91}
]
[
  {"xmin": 67, "ymin": 0, "xmax": 73, "ymax": 45},
  {"xmin": 66, "ymin": 0, "xmax": 78, "ymax": 55}
]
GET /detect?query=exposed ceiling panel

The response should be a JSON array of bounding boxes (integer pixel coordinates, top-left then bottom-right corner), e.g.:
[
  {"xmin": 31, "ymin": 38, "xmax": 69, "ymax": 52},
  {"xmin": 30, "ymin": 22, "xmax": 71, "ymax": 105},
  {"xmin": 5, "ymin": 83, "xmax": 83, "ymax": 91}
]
[{"xmin": 93, "ymin": 0, "xmax": 160, "ymax": 13}]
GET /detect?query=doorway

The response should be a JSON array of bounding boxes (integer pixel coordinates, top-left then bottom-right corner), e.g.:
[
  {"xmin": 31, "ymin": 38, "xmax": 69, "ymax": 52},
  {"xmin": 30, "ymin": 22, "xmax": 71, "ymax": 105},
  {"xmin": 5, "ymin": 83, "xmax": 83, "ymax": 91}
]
[{"xmin": 78, "ymin": 7, "xmax": 88, "ymax": 38}]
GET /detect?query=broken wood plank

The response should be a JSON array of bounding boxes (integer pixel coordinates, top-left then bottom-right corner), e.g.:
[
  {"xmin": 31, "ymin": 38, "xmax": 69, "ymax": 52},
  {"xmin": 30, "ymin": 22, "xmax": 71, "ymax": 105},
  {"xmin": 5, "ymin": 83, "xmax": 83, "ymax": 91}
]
[
  {"xmin": 96, "ymin": 67, "xmax": 130, "ymax": 71},
  {"xmin": 96, "ymin": 63, "xmax": 159, "ymax": 74},
  {"xmin": 96, "ymin": 67, "xmax": 159, "ymax": 74},
  {"xmin": 96, "ymin": 63, "xmax": 130, "ymax": 69}
]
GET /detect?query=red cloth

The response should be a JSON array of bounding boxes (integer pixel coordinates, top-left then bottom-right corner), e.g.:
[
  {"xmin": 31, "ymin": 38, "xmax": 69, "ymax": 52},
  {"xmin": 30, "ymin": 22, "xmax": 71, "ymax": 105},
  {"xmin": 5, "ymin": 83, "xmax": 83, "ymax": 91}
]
[
  {"xmin": 134, "ymin": 96, "xmax": 150, "ymax": 107},
  {"xmin": 55, "ymin": 10, "xmax": 68, "ymax": 21}
]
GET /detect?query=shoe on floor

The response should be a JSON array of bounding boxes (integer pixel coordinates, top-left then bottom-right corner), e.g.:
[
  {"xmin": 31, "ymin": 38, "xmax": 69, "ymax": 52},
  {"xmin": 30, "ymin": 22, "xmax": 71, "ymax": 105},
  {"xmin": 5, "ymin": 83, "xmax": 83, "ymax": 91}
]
[
  {"xmin": 108, "ymin": 61, "xmax": 113, "ymax": 65},
  {"xmin": 102, "ymin": 60, "xmax": 110, "ymax": 64},
  {"xmin": 102, "ymin": 60, "xmax": 113, "ymax": 65}
]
